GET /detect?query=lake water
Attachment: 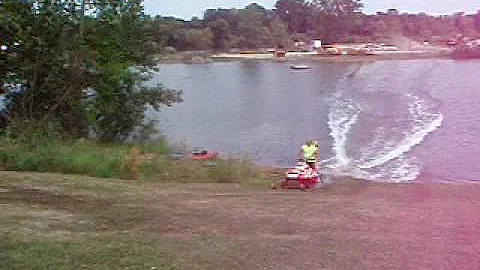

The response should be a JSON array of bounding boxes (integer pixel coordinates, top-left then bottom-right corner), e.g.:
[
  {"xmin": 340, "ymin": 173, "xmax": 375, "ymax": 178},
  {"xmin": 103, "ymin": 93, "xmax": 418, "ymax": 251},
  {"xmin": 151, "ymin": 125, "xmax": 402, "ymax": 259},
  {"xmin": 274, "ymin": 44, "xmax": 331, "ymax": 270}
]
[{"xmin": 150, "ymin": 59, "xmax": 480, "ymax": 183}]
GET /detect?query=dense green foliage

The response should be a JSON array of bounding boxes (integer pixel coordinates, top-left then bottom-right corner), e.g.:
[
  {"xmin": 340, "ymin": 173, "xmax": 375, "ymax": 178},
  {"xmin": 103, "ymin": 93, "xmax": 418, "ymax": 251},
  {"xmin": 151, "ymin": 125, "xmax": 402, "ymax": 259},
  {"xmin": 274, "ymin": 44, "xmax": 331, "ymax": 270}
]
[
  {"xmin": 0, "ymin": 123, "xmax": 261, "ymax": 183},
  {"xmin": 0, "ymin": 142, "xmax": 261, "ymax": 183},
  {"xmin": 0, "ymin": 0, "xmax": 182, "ymax": 141},
  {"xmin": 152, "ymin": 0, "xmax": 480, "ymax": 51}
]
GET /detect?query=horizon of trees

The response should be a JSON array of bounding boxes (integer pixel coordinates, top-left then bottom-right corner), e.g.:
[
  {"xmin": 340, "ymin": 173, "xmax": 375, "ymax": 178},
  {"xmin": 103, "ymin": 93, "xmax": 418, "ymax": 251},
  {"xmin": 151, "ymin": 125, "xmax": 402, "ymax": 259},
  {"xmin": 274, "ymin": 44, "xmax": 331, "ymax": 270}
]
[{"xmin": 149, "ymin": 0, "xmax": 480, "ymax": 51}]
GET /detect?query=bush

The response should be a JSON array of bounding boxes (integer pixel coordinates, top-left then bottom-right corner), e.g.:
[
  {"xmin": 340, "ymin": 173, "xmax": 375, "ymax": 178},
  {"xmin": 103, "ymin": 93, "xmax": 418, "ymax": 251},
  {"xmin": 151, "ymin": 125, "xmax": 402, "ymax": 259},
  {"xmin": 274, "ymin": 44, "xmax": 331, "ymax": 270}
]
[
  {"xmin": 4, "ymin": 121, "xmax": 62, "ymax": 148},
  {"xmin": 0, "ymin": 125, "xmax": 264, "ymax": 185}
]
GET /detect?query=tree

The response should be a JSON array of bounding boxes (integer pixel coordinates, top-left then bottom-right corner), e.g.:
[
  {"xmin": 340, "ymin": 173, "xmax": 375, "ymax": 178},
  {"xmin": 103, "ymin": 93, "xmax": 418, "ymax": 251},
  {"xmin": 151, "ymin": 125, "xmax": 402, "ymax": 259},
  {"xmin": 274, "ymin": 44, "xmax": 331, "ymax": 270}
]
[
  {"xmin": 311, "ymin": 0, "xmax": 364, "ymax": 43},
  {"xmin": 269, "ymin": 16, "xmax": 291, "ymax": 47},
  {"xmin": 208, "ymin": 19, "xmax": 232, "ymax": 51},
  {"xmin": 184, "ymin": 28, "xmax": 214, "ymax": 50},
  {"xmin": 237, "ymin": 3, "xmax": 272, "ymax": 48},
  {"xmin": 1, "ymin": 1, "xmax": 91, "ymax": 133},
  {"xmin": 454, "ymin": 12, "xmax": 466, "ymax": 34},
  {"xmin": 475, "ymin": 11, "xmax": 480, "ymax": 32},
  {"xmin": 204, "ymin": 8, "xmax": 239, "ymax": 31},
  {"xmin": 0, "ymin": 1, "xmax": 30, "ymax": 84},
  {"xmin": 274, "ymin": 0, "xmax": 310, "ymax": 33},
  {"xmin": 148, "ymin": 16, "xmax": 185, "ymax": 51},
  {"xmin": 172, "ymin": 28, "xmax": 213, "ymax": 51},
  {"xmin": 0, "ymin": 0, "xmax": 182, "ymax": 141},
  {"xmin": 312, "ymin": 0, "xmax": 363, "ymax": 15}
]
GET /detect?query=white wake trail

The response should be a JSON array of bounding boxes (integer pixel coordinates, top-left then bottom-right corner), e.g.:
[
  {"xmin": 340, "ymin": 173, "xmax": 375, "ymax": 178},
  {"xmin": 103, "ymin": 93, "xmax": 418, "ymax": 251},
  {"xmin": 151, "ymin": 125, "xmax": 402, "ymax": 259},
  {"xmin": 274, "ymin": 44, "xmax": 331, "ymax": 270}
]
[
  {"xmin": 358, "ymin": 94, "xmax": 444, "ymax": 170},
  {"xmin": 327, "ymin": 99, "xmax": 361, "ymax": 168}
]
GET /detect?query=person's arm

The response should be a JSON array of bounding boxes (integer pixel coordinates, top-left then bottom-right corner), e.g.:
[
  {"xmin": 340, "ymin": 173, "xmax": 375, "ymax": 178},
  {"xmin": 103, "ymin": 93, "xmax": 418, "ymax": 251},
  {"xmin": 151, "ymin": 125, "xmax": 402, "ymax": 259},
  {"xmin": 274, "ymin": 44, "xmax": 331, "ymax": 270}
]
[
  {"xmin": 298, "ymin": 145, "xmax": 305, "ymax": 160},
  {"xmin": 315, "ymin": 146, "xmax": 320, "ymax": 164}
]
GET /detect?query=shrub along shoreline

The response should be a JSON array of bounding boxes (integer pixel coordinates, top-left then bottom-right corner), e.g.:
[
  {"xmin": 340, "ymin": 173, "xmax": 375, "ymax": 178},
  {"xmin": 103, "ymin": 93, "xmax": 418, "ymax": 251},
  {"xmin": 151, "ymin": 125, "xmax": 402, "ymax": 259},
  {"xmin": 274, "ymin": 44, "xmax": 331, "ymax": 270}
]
[{"xmin": 0, "ymin": 136, "xmax": 265, "ymax": 186}]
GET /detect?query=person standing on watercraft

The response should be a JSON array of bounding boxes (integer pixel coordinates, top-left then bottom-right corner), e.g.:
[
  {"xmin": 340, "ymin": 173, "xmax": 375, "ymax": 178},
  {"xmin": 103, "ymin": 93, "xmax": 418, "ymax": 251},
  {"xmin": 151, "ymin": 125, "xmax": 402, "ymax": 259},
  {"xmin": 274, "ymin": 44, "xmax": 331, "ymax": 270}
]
[{"xmin": 300, "ymin": 139, "xmax": 319, "ymax": 171}]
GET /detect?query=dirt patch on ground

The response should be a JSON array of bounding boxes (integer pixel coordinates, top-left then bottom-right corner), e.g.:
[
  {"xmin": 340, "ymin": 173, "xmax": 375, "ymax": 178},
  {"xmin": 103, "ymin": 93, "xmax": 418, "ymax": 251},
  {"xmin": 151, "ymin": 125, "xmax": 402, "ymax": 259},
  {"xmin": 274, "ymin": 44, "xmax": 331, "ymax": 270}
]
[
  {"xmin": 0, "ymin": 185, "xmax": 140, "ymax": 233},
  {"xmin": 138, "ymin": 181, "xmax": 480, "ymax": 270},
  {"xmin": 0, "ymin": 185, "xmax": 113, "ymax": 213},
  {"xmin": 2, "ymin": 173, "xmax": 480, "ymax": 270}
]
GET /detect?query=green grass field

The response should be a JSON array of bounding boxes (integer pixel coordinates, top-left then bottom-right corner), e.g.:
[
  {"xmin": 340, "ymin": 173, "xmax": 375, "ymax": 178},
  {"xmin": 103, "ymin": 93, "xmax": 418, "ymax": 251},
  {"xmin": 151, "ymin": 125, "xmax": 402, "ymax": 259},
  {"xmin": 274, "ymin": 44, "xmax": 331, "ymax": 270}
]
[{"xmin": 2, "ymin": 171, "xmax": 480, "ymax": 270}]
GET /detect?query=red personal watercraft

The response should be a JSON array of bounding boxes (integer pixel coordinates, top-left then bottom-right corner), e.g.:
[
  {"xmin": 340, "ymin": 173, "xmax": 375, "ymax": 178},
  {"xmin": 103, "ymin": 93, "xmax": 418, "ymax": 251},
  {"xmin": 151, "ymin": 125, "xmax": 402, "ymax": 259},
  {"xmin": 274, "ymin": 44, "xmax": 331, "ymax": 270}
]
[{"xmin": 280, "ymin": 159, "xmax": 321, "ymax": 190}]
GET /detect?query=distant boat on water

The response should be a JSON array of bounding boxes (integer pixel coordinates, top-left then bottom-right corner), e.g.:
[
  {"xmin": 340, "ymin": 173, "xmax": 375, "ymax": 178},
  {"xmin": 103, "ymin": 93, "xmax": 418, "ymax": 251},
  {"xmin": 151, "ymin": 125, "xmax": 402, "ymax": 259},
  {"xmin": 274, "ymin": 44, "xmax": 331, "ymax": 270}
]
[{"xmin": 290, "ymin": 64, "xmax": 311, "ymax": 70}]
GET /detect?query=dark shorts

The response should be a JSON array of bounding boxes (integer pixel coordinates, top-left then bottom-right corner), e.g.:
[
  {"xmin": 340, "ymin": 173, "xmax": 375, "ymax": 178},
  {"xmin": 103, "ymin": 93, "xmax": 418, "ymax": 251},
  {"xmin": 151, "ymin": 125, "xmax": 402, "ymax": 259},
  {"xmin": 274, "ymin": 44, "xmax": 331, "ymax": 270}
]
[{"xmin": 306, "ymin": 161, "xmax": 316, "ymax": 169}]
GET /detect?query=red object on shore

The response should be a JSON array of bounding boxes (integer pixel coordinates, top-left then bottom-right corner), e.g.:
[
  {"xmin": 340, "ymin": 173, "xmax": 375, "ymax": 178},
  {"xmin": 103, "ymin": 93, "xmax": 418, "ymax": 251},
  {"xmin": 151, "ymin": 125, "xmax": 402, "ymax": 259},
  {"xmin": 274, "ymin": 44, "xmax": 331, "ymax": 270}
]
[
  {"xmin": 190, "ymin": 148, "xmax": 218, "ymax": 161},
  {"xmin": 274, "ymin": 49, "xmax": 286, "ymax": 58},
  {"xmin": 280, "ymin": 161, "xmax": 320, "ymax": 190}
]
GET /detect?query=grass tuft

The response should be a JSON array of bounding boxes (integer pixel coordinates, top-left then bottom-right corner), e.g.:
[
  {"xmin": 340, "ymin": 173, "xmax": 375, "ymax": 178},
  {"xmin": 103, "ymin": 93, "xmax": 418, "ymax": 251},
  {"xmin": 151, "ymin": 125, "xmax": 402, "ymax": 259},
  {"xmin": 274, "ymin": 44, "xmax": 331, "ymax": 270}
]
[
  {"xmin": 0, "ymin": 121, "xmax": 265, "ymax": 185},
  {"xmin": 0, "ymin": 138, "xmax": 265, "ymax": 185},
  {"xmin": 0, "ymin": 236, "xmax": 176, "ymax": 270}
]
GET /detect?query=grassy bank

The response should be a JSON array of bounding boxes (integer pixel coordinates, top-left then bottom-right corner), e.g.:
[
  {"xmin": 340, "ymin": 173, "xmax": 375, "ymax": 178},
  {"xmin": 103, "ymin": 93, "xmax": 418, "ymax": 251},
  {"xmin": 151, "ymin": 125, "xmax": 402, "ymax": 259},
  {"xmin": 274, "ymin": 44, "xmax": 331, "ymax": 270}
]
[
  {"xmin": 2, "ymin": 171, "xmax": 480, "ymax": 270},
  {"xmin": 0, "ymin": 138, "xmax": 264, "ymax": 185}
]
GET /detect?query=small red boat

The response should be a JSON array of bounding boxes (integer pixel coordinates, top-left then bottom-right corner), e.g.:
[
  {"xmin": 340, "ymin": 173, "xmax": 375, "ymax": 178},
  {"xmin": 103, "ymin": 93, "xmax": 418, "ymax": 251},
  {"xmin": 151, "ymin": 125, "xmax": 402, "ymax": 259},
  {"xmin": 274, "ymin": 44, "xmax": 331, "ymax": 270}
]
[
  {"xmin": 280, "ymin": 160, "xmax": 320, "ymax": 190},
  {"xmin": 190, "ymin": 148, "xmax": 218, "ymax": 161}
]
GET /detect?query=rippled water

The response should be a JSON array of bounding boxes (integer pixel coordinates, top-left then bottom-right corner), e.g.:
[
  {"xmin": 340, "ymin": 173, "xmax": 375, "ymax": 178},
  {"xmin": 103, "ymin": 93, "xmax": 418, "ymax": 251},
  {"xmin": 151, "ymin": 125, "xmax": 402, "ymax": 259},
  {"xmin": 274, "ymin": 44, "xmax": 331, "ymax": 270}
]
[{"xmin": 150, "ymin": 59, "xmax": 480, "ymax": 183}]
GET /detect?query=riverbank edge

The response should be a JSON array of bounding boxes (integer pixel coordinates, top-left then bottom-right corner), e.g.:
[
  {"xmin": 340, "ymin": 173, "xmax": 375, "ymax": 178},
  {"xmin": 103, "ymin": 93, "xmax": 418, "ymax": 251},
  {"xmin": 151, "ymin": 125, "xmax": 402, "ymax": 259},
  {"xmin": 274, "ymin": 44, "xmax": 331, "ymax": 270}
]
[{"xmin": 158, "ymin": 50, "xmax": 453, "ymax": 64}]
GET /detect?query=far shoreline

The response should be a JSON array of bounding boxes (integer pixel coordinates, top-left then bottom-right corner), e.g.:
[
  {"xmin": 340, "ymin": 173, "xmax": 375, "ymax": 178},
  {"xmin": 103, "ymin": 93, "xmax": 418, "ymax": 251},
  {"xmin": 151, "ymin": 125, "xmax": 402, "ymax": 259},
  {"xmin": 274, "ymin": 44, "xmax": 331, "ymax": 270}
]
[{"xmin": 158, "ymin": 50, "xmax": 454, "ymax": 64}]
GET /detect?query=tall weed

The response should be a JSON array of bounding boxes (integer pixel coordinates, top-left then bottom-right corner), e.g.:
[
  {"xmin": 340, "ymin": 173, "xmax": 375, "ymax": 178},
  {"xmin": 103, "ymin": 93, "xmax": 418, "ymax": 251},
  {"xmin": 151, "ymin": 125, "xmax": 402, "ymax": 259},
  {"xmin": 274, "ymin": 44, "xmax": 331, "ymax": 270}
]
[{"xmin": 0, "ymin": 124, "xmax": 264, "ymax": 184}]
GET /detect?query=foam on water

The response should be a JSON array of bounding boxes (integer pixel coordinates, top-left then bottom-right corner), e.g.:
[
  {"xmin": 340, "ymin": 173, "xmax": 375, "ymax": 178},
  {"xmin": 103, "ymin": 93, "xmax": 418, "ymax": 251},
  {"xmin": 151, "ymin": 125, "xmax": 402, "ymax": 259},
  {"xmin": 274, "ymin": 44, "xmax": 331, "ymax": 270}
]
[
  {"xmin": 327, "ymin": 99, "xmax": 360, "ymax": 168},
  {"xmin": 358, "ymin": 114, "xmax": 443, "ymax": 170},
  {"xmin": 358, "ymin": 94, "xmax": 443, "ymax": 170},
  {"xmin": 390, "ymin": 158, "xmax": 422, "ymax": 182},
  {"xmin": 324, "ymin": 91, "xmax": 443, "ymax": 182}
]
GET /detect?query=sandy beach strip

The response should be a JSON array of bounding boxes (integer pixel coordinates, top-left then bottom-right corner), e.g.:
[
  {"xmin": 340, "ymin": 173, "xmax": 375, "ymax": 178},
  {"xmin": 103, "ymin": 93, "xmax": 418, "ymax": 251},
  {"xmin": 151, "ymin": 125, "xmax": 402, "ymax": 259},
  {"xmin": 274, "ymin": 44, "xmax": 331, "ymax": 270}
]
[{"xmin": 210, "ymin": 50, "xmax": 452, "ymax": 62}]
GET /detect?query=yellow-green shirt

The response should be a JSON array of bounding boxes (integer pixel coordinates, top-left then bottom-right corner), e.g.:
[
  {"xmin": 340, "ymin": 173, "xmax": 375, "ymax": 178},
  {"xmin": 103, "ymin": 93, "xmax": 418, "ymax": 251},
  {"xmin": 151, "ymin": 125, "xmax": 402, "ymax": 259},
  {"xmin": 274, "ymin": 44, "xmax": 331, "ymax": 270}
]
[{"xmin": 302, "ymin": 144, "xmax": 318, "ymax": 162}]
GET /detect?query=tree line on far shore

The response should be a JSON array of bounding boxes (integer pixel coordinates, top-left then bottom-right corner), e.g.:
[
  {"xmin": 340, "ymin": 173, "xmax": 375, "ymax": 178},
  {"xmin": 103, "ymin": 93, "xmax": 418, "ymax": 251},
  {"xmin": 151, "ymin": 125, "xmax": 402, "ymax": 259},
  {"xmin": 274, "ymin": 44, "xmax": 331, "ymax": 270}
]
[{"xmin": 153, "ymin": 0, "xmax": 480, "ymax": 52}]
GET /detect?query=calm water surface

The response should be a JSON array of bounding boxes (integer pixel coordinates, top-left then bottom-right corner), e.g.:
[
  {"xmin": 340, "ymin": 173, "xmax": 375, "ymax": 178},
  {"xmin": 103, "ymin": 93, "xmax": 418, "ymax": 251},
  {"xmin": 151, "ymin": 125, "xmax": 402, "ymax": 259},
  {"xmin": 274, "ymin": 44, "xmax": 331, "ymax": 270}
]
[{"xmin": 150, "ymin": 59, "xmax": 480, "ymax": 183}]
